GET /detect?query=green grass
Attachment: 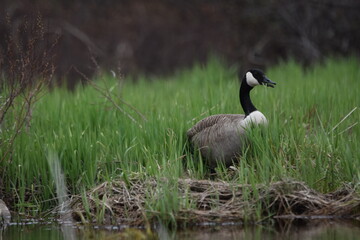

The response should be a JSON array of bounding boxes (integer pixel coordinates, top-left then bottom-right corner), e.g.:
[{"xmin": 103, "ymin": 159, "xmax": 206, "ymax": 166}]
[{"xmin": 1, "ymin": 57, "xmax": 360, "ymax": 220}]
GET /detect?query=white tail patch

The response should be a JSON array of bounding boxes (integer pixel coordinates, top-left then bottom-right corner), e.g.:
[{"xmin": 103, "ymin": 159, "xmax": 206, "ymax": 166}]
[
  {"xmin": 246, "ymin": 72, "xmax": 260, "ymax": 87},
  {"xmin": 243, "ymin": 110, "xmax": 268, "ymax": 128}
]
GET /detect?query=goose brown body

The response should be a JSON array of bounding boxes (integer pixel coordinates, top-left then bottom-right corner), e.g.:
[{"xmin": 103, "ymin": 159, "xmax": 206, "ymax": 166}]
[{"xmin": 187, "ymin": 114, "xmax": 247, "ymax": 168}]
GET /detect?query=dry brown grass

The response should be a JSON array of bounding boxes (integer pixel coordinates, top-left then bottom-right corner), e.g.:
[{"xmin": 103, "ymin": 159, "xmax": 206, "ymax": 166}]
[{"xmin": 69, "ymin": 178, "xmax": 360, "ymax": 226}]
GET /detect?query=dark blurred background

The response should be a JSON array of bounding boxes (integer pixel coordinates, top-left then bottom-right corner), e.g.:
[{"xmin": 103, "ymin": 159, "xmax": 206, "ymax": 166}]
[{"xmin": 1, "ymin": 0, "xmax": 359, "ymax": 87}]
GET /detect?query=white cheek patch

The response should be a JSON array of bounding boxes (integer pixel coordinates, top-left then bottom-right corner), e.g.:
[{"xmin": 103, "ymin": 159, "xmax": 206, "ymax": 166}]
[{"xmin": 246, "ymin": 72, "xmax": 260, "ymax": 87}]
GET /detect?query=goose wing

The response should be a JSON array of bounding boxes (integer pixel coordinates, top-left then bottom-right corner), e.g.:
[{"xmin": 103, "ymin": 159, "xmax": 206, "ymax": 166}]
[{"xmin": 187, "ymin": 114, "xmax": 245, "ymax": 140}]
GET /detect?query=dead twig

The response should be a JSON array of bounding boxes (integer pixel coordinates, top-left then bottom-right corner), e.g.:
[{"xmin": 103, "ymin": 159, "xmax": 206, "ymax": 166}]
[{"xmin": 74, "ymin": 67, "xmax": 147, "ymax": 129}]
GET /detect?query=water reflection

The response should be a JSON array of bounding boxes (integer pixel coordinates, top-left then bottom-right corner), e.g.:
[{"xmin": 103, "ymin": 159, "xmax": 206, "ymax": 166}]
[
  {"xmin": 176, "ymin": 219, "xmax": 360, "ymax": 240},
  {"xmin": 2, "ymin": 218, "xmax": 360, "ymax": 240}
]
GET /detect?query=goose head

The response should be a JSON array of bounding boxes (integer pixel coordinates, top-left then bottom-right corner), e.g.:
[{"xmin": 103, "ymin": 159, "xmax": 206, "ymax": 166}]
[{"xmin": 245, "ymin": 69, "xmax": 276, "ymax": 88}]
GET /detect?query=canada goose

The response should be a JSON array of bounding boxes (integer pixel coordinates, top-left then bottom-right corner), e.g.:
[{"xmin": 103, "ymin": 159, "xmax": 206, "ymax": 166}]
[{"xmin": 187, "ymin": 69, "xmax": 276, "ymax": 168}]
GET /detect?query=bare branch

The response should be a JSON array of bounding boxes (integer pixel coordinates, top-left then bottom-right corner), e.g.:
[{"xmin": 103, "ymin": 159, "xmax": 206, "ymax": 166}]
[{"xmin": 74, "ymin": 67, "xmax": 147, "ymax": 129}]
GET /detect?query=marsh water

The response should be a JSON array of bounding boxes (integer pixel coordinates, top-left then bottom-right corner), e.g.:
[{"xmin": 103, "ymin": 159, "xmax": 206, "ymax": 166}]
[{"xmin": 2, "ymin": 218, "xmax": 360, "ymax": 240}]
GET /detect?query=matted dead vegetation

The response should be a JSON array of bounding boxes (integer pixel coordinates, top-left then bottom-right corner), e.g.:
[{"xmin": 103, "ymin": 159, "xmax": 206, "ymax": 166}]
[{"xmin": 69, "ymin": 178, "xmax": 360, "ymax": 226}]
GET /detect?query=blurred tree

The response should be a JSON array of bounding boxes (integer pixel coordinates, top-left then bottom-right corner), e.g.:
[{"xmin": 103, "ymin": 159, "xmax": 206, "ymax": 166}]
[{"xmin": 0, "ymin": 0, "xmax": 359, "ymax": 86}]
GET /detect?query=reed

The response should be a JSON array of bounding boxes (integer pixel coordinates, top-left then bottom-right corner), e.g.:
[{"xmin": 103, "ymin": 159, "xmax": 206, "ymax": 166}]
[{"xmin": 0, "ymin": 58, "xmax": 359, "ymax": 222}]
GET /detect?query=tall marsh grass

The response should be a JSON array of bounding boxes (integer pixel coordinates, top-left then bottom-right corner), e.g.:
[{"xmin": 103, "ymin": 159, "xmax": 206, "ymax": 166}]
[{"xmin": 1, "ymin": 58, "xmax": 359, "ymax": 219}]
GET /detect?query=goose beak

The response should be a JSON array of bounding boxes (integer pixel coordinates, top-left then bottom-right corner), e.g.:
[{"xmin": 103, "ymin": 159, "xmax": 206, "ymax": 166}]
[{"xmin": 263, "ymin": 77, "xmax": 276, "ymax": 88}]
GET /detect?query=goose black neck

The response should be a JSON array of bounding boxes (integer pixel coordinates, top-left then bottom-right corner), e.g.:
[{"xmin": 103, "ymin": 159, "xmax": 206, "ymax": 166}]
[{"xmin": 240, "ymin": 77, "xmax": 257, "ymax": 116}]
